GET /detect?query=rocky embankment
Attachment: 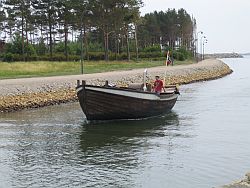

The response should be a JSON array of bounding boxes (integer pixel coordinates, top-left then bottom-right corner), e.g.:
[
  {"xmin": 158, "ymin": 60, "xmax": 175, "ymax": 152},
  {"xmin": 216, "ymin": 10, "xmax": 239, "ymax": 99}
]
[
  {"xmin": 0, "ymin": 59, "xmax": 232, "ymax": 112},
  {"xmin": 205, "ymin": 52, "xmax": 243, "ymax": 59},
  {"xmin": 219, "ymin": 172, "xmax": 250, "ymax": 188}
]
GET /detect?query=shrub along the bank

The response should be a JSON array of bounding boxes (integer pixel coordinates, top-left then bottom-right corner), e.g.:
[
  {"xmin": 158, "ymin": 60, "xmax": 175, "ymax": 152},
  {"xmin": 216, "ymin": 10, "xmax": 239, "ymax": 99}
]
[
  {"xmin": 2, "ymin": 53, "xmax": 80, "ymax": 62},
  {"xmin": 1, "ymin": 50, "xmax": 191, "ymax": 62},
  {"xmin": 3, "ymin": 53, "xmax": 40, "ymax": 62},
  {"xmin": 173, "ymin": 51, "xmax": 185, "ymax": 61},
  {"xmin": 40, "ymin": 54, "xmax": 80, "ymax": 62}
]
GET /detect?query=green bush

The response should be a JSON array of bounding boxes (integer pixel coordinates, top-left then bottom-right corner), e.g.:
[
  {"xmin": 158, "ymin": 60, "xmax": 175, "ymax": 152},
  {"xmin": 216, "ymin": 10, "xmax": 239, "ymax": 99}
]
[
  {"xmin": 173, "ymin": 51, "xmax": 185, "ymax": 61},
  {"xmin": 3, "ymin": 53, "xmax": 14, "ymax": 62},
  {"xmin": 143, "ymin": 45, "xmax": 161, "ymax": 52},
  {"xmin": 11, "ymin": 54, "xmax": 21, "ymax": 61},
  {"xmin": 109, "ymin": 53, "xmax": 130, "ymax": 60},
  {"xmin": 1, "ymin": 47, "xmax": 189, "ymax": 62},
  {"xmin": 25, "ymin": 44, "xmax": 37, "ymax": 56},
  {"xmin": 177, "ymin": 47, "xmax": 191, "ymax": 59},
  {"xmin": 88, "ymin": 52, "xmax": 105, "ymax": 60},
  {"xmin": 3, "ymin": 33, "xmax": 38, "ymax": 61},
  {"xmin": 68, "ymin": 55, "xmax": 80, "ymax": 61},
  {"xmin": 54, "ymin": 42, "xmax": 75, "ymax": 55},
  {"xmin": 4, "ymin": 34, "xmax": 36, "ymax": 56},
  {"xmin": 88, "ymin": 42, "xmax": 104, "ymax": 52},
  {"xmin": 34, "ymin": 39, "xmax": 47, "ymax": 55},
  {"xmin": 138, "ymin": 52, "xmax": 163, "ymax": 59},
  {"xmin": 25, "ymin": 54, "xmax": 38, "ymax": 61},
  {"xmin": 42, "ymin": 54, "xmax": 79, "ymax": 61}
]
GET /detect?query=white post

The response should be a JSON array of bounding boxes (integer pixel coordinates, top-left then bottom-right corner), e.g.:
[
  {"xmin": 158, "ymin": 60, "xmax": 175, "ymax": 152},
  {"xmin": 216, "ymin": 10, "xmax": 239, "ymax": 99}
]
[{"xmin": 143, "ymin": 69, "xmax": 148, "ymax": 91}]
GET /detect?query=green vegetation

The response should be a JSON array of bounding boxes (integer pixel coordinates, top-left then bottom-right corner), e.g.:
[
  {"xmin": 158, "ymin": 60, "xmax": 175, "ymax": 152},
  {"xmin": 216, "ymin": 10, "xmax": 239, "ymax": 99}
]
[
  {"xmin": 0, "ymin": 0, "xmax": 195, "ymax": 80},
  {"xmin": 0, "ymin": 0, "xmax": 196, "ymax": 62},
  {"xmin": 0, "ymin": 60, "xmax": 194, "ymax": 79}
]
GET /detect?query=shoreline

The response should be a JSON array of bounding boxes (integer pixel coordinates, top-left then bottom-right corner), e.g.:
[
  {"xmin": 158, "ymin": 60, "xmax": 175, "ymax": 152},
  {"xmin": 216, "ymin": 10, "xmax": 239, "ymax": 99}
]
[
  {"xmin": 0, "ymin": 59, "xmax": 232, "ymax": 113},
  {"xmin": 219, "ymin": 172, "xmax": 250, "ymax": 188}
]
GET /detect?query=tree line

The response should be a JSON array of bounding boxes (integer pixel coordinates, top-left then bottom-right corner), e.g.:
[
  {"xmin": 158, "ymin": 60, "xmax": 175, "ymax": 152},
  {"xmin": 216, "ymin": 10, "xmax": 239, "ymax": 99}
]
[{"xmin": 0, "ymin": 0, "xmax": 196, "ymax": 62}]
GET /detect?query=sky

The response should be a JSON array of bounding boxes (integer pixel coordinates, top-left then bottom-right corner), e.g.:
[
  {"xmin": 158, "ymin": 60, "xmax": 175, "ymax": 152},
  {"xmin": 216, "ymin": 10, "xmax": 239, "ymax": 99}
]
[{"xmin": 140, "ymin": 0, "xmax": 250, "ymax": 54}]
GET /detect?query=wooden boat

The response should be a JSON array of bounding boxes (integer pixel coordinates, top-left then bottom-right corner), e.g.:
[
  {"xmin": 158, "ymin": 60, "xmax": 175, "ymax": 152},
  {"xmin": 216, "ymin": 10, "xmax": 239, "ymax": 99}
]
[{"xmin": 76, "ymin": 79, "xmax": 180, "ymax": 121}]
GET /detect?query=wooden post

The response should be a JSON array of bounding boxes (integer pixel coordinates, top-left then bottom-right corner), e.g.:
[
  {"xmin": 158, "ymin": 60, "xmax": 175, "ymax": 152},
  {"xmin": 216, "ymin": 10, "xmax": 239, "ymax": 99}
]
[
  {"xmin": 82, "ymin": 80, "xmax": 86, "ymax": 86},
  {"xmin": 105, "ymin": 80, "xmax": 109, "ymax": 87}
]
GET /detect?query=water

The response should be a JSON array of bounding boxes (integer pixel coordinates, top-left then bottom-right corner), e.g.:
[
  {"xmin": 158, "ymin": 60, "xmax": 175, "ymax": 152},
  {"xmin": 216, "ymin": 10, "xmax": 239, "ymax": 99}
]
[{"xmin": 1, "ymin": 57, "xmax": 250, "ymax": 188}]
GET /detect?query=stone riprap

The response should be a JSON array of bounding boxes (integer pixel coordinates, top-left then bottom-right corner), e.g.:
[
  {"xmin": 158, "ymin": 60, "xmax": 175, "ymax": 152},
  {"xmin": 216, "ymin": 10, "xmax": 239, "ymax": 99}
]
[
  {"xmin": 205, "ymin": 52, "xmax": 243, "ymax": 59},
  {"xmin": 0, "ymin": 59, "xmax": 232, "ymax": 112},
  {"xmin": 219, "ymin": 172, "xmax": 250, "ymax": 188}
]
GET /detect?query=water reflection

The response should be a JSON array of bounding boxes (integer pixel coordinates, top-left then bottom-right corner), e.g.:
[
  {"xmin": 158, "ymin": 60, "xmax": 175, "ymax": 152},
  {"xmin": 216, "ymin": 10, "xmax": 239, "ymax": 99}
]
[
  {"xmin": 1, "ymin": 104, "xmax": 195, "ymax": 188},
  {"xmin": 0, "ymin": 102, "xmax": 85, "ymax": 126},
  {"xmin": 2, "ymin": 58, "xmax": 250, "ymax": 188},
  {"xmin": 80, "ymin": 112, "xmax": 180, "ymax": 152},
  {"xmin": 76, "ymin": 112, "xmax": 189, "ymax": 188}
]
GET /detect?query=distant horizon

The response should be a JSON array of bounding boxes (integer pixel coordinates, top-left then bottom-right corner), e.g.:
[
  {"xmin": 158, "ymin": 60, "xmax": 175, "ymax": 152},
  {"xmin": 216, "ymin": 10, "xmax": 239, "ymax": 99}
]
[{"xmin": 140, "ymin": 0, "xmax": 250, "ymax": 54}]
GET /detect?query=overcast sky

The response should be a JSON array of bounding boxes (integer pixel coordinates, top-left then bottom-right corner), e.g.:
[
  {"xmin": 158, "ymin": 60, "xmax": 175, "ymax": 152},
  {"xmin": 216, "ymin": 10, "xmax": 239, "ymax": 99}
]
[{"xmin": 140, "ymin": 0, "xmax": 250, "ymax": 54}]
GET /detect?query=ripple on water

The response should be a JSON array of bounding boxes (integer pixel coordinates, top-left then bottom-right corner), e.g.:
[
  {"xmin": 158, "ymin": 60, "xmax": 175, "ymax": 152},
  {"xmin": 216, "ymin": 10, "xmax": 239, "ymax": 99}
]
[{"xmin": 1, "ymin": 58, "xmax": 250, "ymax": 188}]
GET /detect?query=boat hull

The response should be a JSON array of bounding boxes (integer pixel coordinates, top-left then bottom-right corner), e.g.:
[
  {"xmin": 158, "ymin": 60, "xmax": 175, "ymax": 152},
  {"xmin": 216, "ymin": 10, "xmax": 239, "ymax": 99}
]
[{"xmin": 76, "ymin": 85, "xmax": 178, "ymax": 121}]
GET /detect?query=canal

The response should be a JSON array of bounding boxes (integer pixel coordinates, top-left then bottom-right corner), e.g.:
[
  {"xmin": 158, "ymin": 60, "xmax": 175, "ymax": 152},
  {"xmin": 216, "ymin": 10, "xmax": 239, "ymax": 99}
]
[{"xmin": 1, "ymin": 57, "xmax": 250, "ymax": 188}]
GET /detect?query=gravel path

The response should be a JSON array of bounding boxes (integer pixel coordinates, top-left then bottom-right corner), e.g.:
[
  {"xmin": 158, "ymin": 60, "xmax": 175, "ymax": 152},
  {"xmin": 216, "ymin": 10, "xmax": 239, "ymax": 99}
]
[
  {"xmin": 0, "ymin": 58, "xmax": 233, "ymax": 112},
  {"xmin": 0, "ymin": 59, "xmax": 230, "ymax": 96}
]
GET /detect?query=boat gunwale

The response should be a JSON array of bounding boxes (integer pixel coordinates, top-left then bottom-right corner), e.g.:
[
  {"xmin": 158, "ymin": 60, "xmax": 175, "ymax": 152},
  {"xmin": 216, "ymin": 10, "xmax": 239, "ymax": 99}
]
[{"xmin": 76, "ymin": 84, "xmax": 177, "ymax": 96}]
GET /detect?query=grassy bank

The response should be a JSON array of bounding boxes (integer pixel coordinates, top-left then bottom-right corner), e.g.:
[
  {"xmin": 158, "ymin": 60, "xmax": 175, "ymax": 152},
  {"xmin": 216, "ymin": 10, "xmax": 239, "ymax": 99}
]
[
  {"xmin": 0, "ymin": 59, "xmax": 233, "ymax": 112},
  {"xmin": 0, "ymin": 59, "xmax": 194, "ymax": 79}
]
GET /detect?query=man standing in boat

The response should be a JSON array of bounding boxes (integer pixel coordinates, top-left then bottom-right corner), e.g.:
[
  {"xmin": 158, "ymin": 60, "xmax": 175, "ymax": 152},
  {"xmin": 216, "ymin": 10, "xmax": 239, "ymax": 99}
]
[{"xmin": 153, "ymin": 76, "xmax": 165, "ymax": 94}]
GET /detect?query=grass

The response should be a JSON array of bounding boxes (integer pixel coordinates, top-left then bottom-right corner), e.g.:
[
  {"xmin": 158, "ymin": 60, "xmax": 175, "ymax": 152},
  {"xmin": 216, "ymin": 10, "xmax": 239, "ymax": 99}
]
[{"xmin": 0, "ymin": 59, "xmax": 195, "ymax": 79}]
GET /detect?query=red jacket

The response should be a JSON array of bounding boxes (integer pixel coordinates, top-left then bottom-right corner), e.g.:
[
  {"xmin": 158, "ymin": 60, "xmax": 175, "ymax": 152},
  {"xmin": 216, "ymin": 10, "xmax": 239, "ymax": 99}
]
[{"xmin": 154, "ymin": 80, "xmax": 163, "ymax": 93}]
